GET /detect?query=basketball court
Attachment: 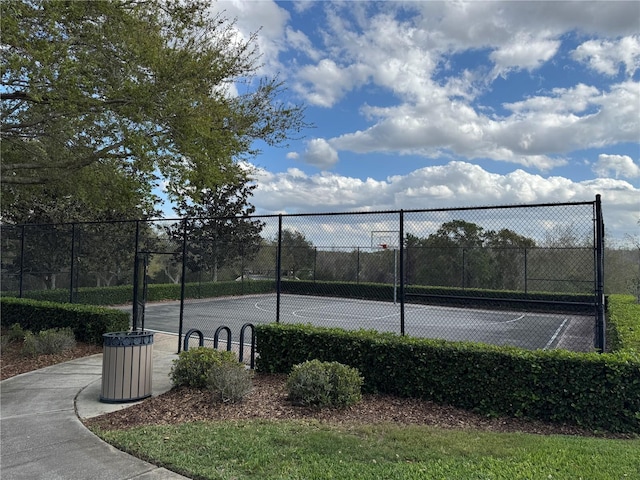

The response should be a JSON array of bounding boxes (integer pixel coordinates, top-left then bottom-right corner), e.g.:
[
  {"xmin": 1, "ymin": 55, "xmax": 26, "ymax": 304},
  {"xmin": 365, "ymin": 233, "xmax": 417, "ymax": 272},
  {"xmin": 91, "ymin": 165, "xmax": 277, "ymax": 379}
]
[{"xmin": 138, "ymin": 293, "xmax": 596, "ymax": 353}]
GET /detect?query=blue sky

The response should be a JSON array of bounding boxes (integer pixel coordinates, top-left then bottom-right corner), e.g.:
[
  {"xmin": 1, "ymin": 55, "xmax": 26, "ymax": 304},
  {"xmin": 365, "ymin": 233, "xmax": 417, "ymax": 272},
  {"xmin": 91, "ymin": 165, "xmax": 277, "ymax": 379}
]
[{"xmin": 190, "ymin": 0, "xmax": 640, "ymax": 243}]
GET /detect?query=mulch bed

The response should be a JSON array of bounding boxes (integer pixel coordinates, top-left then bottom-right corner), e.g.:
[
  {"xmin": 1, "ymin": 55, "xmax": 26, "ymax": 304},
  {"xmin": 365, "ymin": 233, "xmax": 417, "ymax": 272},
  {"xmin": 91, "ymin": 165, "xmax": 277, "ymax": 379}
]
[{"xmin": 84, "ymin": 373, "xmax": 632, "ymax": 439}]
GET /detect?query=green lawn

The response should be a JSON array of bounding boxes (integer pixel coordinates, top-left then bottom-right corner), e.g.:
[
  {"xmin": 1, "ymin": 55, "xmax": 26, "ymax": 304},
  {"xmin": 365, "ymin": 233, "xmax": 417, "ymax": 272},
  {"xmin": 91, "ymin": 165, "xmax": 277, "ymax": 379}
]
[{"xmin": 93, "ymin": 420, "xmax": 640, "ymax": 480}]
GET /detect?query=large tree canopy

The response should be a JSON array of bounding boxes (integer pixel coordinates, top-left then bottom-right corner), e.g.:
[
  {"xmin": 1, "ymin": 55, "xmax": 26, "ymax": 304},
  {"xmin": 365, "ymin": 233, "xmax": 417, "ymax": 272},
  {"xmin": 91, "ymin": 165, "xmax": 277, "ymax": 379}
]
[{"xmin": 1, "ymin": 0, "xmax": 306, "ymax": 213}]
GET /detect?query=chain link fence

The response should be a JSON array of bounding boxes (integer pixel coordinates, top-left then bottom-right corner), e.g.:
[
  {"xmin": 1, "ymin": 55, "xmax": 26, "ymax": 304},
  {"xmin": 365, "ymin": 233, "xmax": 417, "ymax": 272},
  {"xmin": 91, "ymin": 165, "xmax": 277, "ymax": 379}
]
[{"xmin": 1, "ymin": 197, "xmax": 605, "ymax": 352}]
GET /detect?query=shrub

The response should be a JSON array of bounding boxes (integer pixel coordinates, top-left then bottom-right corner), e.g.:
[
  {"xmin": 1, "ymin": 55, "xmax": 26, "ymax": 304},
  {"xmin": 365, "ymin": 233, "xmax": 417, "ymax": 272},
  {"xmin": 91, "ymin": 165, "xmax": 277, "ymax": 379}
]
[
  {"xmin": 170, "ymin": 347, "xmax": 238, "ymax": 388},
  {"xmin": 0, "ymin": 297, "xmax": 129, "ymax": 345},
  {"xmin": 208, "ymin": 362, "xmax": 253, "ymax": 403},
  {"xmin": 257, "ymin": 322, "xmax": 640, "ymax": 433},
  {"xmin": 21, "ymin": 328, "xmax": 76, "ymax": 356},
  {"xmin": 606, "ymin": 294, "xmax": 640, "ymax": 352},
  {"xmin": 6, "ymin": 323, "xmax": 26, "ymax": 343},
  {"xmin": 286, "ymin": 360, "xmax": 363, "ymax": 408}
]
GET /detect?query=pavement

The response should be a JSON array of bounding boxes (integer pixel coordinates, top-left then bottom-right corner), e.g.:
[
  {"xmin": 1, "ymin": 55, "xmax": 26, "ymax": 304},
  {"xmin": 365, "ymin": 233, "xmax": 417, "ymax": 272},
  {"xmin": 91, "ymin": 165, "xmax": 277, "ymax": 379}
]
[{"xmin": 0, "ymin": 332, "xmax": 192, "ymax": 480}]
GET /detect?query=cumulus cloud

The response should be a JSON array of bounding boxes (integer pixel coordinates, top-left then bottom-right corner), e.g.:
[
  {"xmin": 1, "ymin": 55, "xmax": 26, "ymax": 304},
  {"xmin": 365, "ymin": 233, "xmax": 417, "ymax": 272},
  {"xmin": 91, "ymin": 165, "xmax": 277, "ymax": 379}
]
[
  {"xmin": 295, "ymin": 59, "xmax": 371, "ymax": 107},
  {"xmin": 302, "ymin": 138, "xmax": 340, "ymax": 168},
  {"xmin": 275, "ymin": 3, "xmax": 639, "ymax": 171},
  {"xmin": 593, "ymin": 154, "xmax": 640, "ymax": 179},
  {"xmin": 208, "ymin": 1, "xmax": 639, "ymax": 241},
  {"xmin": 252, "ymin": 161, "xmax": 639, "ymax": 240},
  {"xmin": 208, "ymin": 0, "xmax": 290, "ymax": 76},
  {"xmin": 490, "ymin": 36, "xmax": 561, "ymax": 79},
  {"xmin": 329, "ymin": 80, "xmax": 639, "ymax": 170},
  {"xmin": 572, "ymin": 36, "xmax": 640, "ymax": 77}
]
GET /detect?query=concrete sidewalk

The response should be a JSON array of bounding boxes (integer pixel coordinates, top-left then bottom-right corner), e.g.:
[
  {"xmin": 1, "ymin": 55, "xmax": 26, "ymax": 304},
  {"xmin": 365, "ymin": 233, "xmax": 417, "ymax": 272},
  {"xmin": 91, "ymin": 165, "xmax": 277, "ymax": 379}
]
[{"xmin": 0, "ymin": 333, "xmax": 191, "ymax": 480}]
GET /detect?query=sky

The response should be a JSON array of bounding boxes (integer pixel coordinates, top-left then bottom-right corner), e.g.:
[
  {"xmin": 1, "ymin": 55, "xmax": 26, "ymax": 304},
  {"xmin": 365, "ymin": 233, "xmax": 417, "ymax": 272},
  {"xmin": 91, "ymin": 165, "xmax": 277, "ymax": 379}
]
[{"xmin": 190, "ymin": 0, "xmax": 640, "ymax": 244}]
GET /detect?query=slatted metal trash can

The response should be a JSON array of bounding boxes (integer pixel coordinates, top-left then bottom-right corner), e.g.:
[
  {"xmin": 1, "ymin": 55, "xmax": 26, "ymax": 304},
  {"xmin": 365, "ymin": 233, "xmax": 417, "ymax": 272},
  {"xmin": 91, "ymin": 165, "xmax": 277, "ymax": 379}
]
[{"xmin": 100, "ymin": 331, "xmax": 154, "ymax": 403}]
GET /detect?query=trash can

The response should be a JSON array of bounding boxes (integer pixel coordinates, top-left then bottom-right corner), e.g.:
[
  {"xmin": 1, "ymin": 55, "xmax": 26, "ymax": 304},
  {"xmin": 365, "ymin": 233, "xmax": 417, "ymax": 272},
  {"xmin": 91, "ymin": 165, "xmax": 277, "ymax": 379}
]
[{"xmin": 100, "ymin": 331, "xmax": 154, "ymax": 403}]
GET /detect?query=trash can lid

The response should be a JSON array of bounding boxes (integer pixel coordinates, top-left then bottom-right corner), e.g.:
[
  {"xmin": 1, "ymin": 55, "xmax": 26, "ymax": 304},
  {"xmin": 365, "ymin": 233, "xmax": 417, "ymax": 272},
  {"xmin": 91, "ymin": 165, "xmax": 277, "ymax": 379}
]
[{"xmin": 103, "ymin": 331, "xmax": 154, "ymax": 347}]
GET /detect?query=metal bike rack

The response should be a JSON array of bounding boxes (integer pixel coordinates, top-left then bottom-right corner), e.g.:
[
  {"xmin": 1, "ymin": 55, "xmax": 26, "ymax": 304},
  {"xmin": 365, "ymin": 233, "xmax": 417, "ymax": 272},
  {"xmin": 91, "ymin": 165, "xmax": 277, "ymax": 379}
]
[{"xmin": 182, "ymin": 324, "xmax": 256, "ymax": 369}]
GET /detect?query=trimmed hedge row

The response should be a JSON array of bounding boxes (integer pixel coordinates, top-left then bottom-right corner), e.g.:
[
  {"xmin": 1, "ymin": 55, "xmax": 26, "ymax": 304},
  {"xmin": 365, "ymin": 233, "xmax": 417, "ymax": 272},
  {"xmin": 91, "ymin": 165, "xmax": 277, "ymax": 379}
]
[
  {"xmin": 280, "ymin": 280, "xmax": 595, "ymax": 314},
  {"xmin": 8, "ymin": 280, "xmax": 276, "ymax": 306},
  {"xmin": 606, "ymin": 294, "xmax": 640, "ymax": 352},
  {"xmin": 255, "ymin": 323, "xmax": 640, "ymax": 433},
  {"xmin": 8, "ymin": 280, "xmax": 592, "ymax": 315},
  {"xmin": 0, "ymin": 297, "xmax": 129, "ymax": 345}
]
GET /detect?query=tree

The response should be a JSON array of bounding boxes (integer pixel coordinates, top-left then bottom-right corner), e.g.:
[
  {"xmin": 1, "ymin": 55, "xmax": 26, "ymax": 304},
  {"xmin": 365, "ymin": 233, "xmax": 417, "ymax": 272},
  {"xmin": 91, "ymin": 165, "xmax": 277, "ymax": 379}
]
[
  {"xmin": 484, "ymin": 229, "xmax": 536, "ymax": 290},
  {"xmin": 422, "ymin": 220, "xmax": 490, "ymax": 288},
  {"xmin": 1, "ymin": 0, "xmax": 307, "ymax": 206},
  {"xmin": 405, "ymin": 222, "xmax": 536, "ymax": 290},
  {"xmin": 0, "ymin": 162, "xmax": 154, "ymax": 289},
  {"xmin": 279, "ymin": 229, "xmax": 315, "ymax": 279},
  {"xmin": 146, "ymin": 230, "xmax": 183, "ymax": 285},
  {"xmin": 168, "ymin": 168, "xmax": 265, "ymax": 281}
]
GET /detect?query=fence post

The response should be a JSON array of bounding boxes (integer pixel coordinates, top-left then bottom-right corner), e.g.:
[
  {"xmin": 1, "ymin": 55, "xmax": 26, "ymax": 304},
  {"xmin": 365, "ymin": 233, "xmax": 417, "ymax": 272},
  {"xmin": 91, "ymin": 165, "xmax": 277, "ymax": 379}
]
[
  {"xmin": 178, "ymin": 219, "xmax": 188, "ymax": 353},
  {"xmin": 132, "ymin": 221, "xmax": 141, "ymax": 331},
  {"xmin": 276, "ymin": 214, "xmax": 282, "ymax": 322},
  {"xmin": 69, "ymin": 223, "xmax": 76, "ymax": 303},
  {"xmin": 19, "ymin": 225, "xmax": 25, "ymax": 298},
  {"xmin": 461, "ymin": 247, "xmax": 466, "ymax": 289},
  {"xmin": 524, "ymin": 247, "xmax": 528, "ymax": 293},
  {"xmin": 595, "ymin": 194, "xmax": 606, "ymax": 352},
  {"xmin": 313, "ymin": 247, "xmax": 317, "ymax": 282},
  {"xmin": 399, "ymin": 210, "xmax": 405, "ymax": 336}
]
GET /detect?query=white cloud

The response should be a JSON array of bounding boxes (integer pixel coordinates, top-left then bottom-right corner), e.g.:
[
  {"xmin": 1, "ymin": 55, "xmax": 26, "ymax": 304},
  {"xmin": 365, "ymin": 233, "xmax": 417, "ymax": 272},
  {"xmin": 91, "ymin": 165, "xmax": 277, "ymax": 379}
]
[
  {"xmin": 593, "ymin": 154, "xmax": 640, "ymax": 179},
  {"xmin": 303, "ymin": 138, "xmax": 339, "ymax": 168},
  {"xmin": 271, "ymin": 2, "xmax": 639, "ymax": 171},
  {"xmin": 206, "ymin": 1, "xmax": 640, "ymax": 242},
  {"xmin": 295, "ymin": 59, "xmax": 371, "ymax": 107},
  {"xmin": 490, "ymin": 36, "xmax": 561, "ymax": 79},
  {"xmin": 285, "ymin": 27, "xmax": 322, "ymax": 62},
  {"xmin": 210, "ymin": 0, "xmax": 290, "ymax": 76},
  {"xmin": 572, "ymin": 35, "xmax": 640, "ymax": 77},
  {"xmin": 328, "ymin": 80, "xmax": 639, "ymax": 171},
  {"xmin": 252, "ymin": 161, "xmax": 639, "ymax": 240}
]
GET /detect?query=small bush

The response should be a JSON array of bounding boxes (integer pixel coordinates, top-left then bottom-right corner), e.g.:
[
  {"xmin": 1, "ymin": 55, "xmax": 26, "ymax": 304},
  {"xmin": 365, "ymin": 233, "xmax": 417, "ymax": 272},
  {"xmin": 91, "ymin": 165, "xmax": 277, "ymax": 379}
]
[
  {"xmin": 21, "ymin": 328, "xmax": 76, "ymax": 356},
  {"xmin": 286, "ymin": 360, "xmax": 363, "ymax": 408},
  {"xmin": 208, "ymin": 362, "xmax": 253, "ymax": 403},
  {"xmin": 6, "ymin": 323, "xmax": 26, "ymax": 343},
  {"xmin": 170, "ymin": 347, "xmax": 238, "ymax": 388}
]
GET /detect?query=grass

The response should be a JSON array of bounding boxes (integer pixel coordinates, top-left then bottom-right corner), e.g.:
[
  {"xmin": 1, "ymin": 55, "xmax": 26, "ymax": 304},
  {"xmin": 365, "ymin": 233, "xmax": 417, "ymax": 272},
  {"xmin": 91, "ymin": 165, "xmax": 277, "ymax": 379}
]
[{"xmin": 93, "ymin": 420, "xmax": 640, "ymax": 480}]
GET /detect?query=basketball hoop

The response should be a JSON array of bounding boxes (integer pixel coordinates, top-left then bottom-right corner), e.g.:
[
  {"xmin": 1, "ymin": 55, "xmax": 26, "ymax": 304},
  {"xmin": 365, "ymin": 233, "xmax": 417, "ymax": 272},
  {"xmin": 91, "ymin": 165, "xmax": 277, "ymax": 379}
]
[{"xmin": 379, "ymin": 243, "xmax": 388, "ymax": 250}]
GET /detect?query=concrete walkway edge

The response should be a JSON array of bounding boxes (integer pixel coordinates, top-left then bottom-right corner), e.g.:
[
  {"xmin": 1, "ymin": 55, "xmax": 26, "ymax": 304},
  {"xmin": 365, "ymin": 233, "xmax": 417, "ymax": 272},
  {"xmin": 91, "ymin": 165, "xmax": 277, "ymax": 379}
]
[{"xmin": 0, "ymin": 333, "xmax": 190, "ymax": 480}]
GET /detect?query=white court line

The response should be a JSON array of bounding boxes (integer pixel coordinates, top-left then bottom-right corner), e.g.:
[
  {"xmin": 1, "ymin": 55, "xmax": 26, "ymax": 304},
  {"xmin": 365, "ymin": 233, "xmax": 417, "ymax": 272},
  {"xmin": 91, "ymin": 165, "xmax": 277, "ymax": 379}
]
[
  {"xmin": 543, "ymin": 318, "xmax": 568, "ymax": 350},
  {"xmin": 255, "ymin": 297, "xmax": 528, "ymax": 326}
]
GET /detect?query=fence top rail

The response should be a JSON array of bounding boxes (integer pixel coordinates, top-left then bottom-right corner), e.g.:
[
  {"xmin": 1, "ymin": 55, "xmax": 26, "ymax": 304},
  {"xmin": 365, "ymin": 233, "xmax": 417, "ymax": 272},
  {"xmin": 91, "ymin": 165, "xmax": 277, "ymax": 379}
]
[{"xmin": 1, "ymin": 197, "xmax": 599, "ymax": 228}]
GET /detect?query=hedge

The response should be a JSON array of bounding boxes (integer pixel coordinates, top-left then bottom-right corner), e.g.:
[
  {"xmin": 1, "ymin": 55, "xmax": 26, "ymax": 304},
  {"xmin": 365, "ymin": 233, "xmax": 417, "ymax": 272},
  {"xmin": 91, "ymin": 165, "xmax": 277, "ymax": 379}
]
[
  {"xmin": 280, "ymin": 280, "xmax": 595, "ymax": 314},
  {"xmin": 7, "ymin": 280, "xmax": 593, "ymax": 316},
  {"xmin": 255, "ymin": 323, "xmax": 640, "ymax": 433},
  {"xmin": 6, "ymin": 280, "xmax": 275, "ymax": 306},
  {"xmin": 606, "ymin": 294, "xmax": 640, "ymax": 352},
  {"xmin": 0, "ymin": 297, "xmax": 130, "ymax": 345}
]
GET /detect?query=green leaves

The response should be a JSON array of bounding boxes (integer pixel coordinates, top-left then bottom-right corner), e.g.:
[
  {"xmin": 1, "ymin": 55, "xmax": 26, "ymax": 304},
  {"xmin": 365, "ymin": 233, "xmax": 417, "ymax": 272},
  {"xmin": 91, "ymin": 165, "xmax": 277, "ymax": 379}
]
[
  {"xmin": 607, "ymin": 294, "xmax": 640, "ymax": 352},
  {"xmin": 0, "ymin": 297, "xmax": 129, "ymax": 344},
  {"xmin": 2, "ymin": 0, "xmax": 307, "ymax": 215},
  {"xmin": 256, "ymin": 322, "xmax": 640, "ymax": 433},
  {"xmin": 286, "ymin": 360, "xmax": 364, "ymax": 408},
  {"xmin": 170, "ymin": 347, "xmax": 239, "ymax": 389}
]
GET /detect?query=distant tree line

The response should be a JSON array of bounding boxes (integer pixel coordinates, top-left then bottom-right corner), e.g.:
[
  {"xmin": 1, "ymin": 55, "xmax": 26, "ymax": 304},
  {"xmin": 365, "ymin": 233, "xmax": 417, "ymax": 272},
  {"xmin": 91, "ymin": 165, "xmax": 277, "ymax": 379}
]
[{"xmin": 2, "ymin": 218, "xmax": 637, "ymax": 298}]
